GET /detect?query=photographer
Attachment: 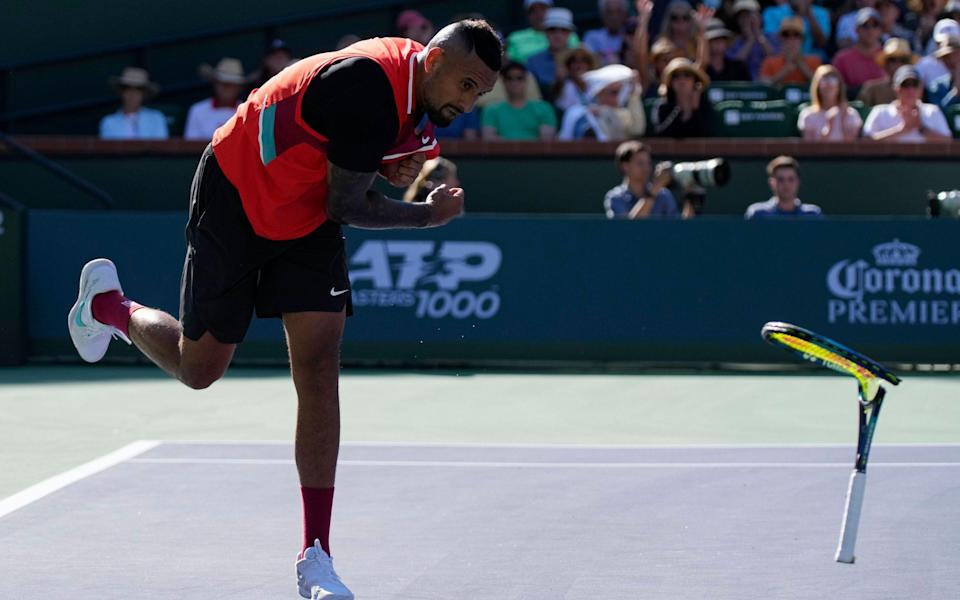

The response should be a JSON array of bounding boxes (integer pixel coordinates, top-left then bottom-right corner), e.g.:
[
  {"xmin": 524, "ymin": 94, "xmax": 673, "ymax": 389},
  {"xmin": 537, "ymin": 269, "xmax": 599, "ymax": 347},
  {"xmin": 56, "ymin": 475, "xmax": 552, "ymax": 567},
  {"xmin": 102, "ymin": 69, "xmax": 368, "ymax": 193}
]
[{"xmin": 604, "ymin": 141, "xmax": 680, "ymax": 219}]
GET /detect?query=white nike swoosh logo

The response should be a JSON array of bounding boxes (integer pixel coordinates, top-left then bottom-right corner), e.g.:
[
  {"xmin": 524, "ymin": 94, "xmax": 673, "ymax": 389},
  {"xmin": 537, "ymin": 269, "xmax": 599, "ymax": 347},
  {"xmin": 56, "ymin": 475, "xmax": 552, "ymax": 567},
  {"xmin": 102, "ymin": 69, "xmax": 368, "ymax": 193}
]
[
  {"xmin": 421, "ymin": 135, "xmax": 431, "ymax": 144},
  {"xmin": 329, "ymin": 287, "xmax": 349, "ymax": 297}
]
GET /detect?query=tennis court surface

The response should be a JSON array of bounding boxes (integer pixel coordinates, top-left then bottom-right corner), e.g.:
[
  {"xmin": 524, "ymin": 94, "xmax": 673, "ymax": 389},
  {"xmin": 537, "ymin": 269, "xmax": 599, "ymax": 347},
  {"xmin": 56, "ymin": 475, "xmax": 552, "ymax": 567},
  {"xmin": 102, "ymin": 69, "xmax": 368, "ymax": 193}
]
[
  {"xmin": 2, "ymin": 368, "xmax": 959, "ymax": 599},
  {"xmin": 2, "ymin": 439, "xmax": 959, "ymax": 599}
]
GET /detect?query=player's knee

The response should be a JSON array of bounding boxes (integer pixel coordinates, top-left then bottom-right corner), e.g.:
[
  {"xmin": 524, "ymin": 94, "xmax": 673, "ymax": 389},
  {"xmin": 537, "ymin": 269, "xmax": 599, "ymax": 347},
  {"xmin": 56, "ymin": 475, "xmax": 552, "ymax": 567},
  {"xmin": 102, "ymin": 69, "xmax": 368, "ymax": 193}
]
[
  {"xmin": 178, "ymin": 365, "xmax": 226, "ymax": 390},
  {"xmin": 291, "ymin": 345, "xmax": 340, "ymax": 375}
]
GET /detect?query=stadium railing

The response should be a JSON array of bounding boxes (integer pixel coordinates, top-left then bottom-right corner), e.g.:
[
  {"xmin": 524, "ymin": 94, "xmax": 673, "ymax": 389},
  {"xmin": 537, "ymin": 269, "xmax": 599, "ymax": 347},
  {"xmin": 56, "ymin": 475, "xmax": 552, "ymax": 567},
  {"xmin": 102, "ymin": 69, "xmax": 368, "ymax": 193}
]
[{"xmin": 2, "ymin": 136, "xmax": 958, "ymax": 216}]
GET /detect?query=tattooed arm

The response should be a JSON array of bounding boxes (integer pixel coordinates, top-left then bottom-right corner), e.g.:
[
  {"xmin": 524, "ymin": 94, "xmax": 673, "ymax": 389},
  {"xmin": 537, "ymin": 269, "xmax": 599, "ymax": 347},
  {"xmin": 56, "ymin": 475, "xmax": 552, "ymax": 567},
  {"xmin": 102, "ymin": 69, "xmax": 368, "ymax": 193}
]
[{"xmin": 326, "ymin": 161, "xmax": 464, "ymax": 230}]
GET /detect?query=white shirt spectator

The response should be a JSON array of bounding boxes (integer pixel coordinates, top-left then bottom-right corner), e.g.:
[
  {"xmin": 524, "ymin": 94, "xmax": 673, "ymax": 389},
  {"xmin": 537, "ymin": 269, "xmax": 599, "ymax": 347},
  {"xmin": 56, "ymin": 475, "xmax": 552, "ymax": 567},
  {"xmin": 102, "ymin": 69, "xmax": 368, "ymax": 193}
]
[
  {"xmin": 862, "ymin": 101, "xmax": 950, "ymax": 141},
  {"xmin": 554, "ymin": 79, "xmax": 590, "ymax": 112},
  {"xmin": 184, "ymin": 98, "xmax": 238, "ymax": 141},
  {"xmin": 797, "ymin": 105, "xmax": 862, "ymax": 140},
  {"xmin": 99, "ymin": 108, "xmax": 169, "ymax": 140}
]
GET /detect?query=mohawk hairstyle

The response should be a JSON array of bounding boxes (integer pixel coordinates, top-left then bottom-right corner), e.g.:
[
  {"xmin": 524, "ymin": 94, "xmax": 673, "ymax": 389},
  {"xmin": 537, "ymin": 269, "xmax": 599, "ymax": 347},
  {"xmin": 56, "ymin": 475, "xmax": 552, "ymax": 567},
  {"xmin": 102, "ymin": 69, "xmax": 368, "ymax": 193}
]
[{"xmin": 427, "ymin": 19, "xmax": 504, "ymax": 72}]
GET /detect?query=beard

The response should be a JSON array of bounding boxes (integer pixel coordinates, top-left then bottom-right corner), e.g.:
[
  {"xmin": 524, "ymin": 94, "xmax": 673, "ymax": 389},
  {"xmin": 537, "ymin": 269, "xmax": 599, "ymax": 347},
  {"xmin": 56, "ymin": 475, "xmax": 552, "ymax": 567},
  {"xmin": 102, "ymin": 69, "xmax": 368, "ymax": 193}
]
[{"xmin": 425, "ymin": 102, "xmax": 460, "ymax": 127}]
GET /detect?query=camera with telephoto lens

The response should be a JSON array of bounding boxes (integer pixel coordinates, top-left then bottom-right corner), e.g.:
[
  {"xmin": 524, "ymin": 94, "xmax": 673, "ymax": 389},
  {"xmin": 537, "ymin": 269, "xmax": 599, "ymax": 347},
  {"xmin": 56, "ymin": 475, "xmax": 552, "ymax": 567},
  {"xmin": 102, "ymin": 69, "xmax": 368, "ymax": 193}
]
[
  {"xmin": 670, "ymin": 158, "xmax": 731, "ymax": 189},
  {"xmin": 928, "ymin": 189, "xmax": 960, "ymax": 218}
]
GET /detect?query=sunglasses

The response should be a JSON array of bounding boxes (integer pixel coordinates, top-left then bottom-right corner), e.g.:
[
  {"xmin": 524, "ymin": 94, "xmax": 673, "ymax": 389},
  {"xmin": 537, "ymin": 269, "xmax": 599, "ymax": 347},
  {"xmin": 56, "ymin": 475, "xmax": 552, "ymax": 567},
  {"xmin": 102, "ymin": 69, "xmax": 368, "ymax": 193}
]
[
  {"xmin": 504, "ymin": 75, "xmax": 526, "ymax": 82},
  {"xmin": 860, "ymin": 20, "xmax": 880, "ymax": 29},
  {"xmin": 898, "ymin": 79, "xmax": 920, "ymax": 88},
  {"xmin": 887, "ymin": 56, "xmax": 910, "ymax": 64},
  {"xmin": 671, "ymin": 13, "xmax": 692, "ymax": 21},
  {"xmin": 780, "ymin": 31, "xmax": 802, "ymax": 38}
]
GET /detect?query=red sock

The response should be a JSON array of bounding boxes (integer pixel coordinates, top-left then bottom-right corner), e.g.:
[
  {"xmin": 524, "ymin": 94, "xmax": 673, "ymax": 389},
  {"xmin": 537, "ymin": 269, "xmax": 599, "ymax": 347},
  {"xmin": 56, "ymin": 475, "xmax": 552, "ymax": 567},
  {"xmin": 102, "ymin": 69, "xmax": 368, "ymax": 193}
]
[
  {"xmin": 301, "ymin": 486, "xmax": 335, "ymax": 558},
  {"xmin": 91, "ymin": 291, "xmax": 144, "ymax": 337}
]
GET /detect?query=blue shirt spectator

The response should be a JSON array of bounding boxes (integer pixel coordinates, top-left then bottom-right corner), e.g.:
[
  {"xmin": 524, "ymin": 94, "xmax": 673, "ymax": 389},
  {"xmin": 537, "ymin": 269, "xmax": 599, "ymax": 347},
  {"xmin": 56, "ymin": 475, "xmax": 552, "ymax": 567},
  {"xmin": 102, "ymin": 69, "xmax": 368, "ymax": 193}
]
[
  {"xmin": 762, "ymin": 1, "xmax": 831, "ymax": 60},
  {"xmin": 729, "ymin": 0, "xmax": 779, "ymax": 80},
  {"xmin": 745, "ymin": 155, "xmax": 822, "ymax": 219},
  {"xmin": 745, "ymin": 197, "xmax": 822, "ymax": 218},
  {"xmin": 583, "ymin": 0, "xmax": 630, "ymax": 65},
  {"xmin": 99, "ymin": 108, "xmax": 169, "ymax": 140},
  {"xmin": 941, "ymin": 86, "xmax": 960, "ymax": 108},
  {"xmin": 728, "ymin": 35, "xmax": 778, "ymax": 80},
  {"xmin": 99, "ymin": 67, "xmax": 169, "ymax": 140},
  {"xmin": 526, "ymin": 50, "xmax": 559, "ymax": 95},
  {"xmin": 435, "ymin": 108, "xmax": 482, "ymax": 140},
  {"xmin": 927, "ymin": 73, "xmax": 954, "ymax": 107},
  {"xmin": 605, "ymin": 140, "xmax": 680, "ymax": 219},
  {"xmin": 525, "ymin": 8, "xmax": 577, "ymax": 101},
  {"xmin": 605, "ymin": 182, "xmax": 679, "ymax": 218}
]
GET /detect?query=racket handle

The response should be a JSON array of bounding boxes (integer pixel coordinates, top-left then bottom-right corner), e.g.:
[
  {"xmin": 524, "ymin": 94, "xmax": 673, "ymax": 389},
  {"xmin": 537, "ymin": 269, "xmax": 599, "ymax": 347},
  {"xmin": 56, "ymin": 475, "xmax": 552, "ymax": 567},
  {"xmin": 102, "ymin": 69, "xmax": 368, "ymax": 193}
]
[{"xmin": 835, "ymin": 470, "xmax": 866, "ymax": 564}]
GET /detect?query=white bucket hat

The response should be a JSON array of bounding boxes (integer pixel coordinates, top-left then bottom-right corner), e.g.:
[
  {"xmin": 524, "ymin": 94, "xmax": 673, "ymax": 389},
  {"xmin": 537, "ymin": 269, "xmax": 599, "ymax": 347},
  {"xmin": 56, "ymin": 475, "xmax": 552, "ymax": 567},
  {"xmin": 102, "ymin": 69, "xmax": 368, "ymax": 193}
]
[
  {"xmin": 583, "ymin": 64, "xmax": 635, "ymax": 101},
  {"xmin": 198, "ymin": 57, "xmax": 248, "ymax": 84}
]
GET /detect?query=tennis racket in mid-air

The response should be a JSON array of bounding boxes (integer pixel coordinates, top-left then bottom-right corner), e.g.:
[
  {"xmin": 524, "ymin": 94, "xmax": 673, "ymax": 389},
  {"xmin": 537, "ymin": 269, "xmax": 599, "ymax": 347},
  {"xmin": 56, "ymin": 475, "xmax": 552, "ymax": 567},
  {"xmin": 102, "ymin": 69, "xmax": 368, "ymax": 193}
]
[{"xmin": 761, "ymin": 321, "xmax": 901, "ymax": 564}]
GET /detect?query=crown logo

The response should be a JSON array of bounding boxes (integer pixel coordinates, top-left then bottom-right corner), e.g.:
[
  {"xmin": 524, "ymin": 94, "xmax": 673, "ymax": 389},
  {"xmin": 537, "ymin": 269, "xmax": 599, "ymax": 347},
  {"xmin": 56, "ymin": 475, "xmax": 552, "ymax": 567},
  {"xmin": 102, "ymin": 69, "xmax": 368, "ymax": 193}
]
[{"xmin": 872, "ymin": 239, "xmax": 920, "ymax": 266}]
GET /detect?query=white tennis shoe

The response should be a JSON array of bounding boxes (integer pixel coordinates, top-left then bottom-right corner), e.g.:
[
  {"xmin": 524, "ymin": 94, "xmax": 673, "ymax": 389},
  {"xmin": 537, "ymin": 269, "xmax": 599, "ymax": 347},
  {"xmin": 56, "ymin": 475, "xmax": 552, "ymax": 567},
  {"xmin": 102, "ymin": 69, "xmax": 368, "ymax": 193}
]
[
  {"xmin": 296, "ymin": 540, "xmax": 354, "ymax": 600},
  {"xmin": 67, "ymin": 258, "xmax": 131, "ymax": 363}
]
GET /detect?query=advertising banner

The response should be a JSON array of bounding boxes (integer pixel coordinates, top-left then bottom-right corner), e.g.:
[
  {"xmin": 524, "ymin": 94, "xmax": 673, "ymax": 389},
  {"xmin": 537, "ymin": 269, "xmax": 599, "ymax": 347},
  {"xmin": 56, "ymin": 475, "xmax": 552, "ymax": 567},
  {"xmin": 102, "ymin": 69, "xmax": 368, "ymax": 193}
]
[{"xmin": 26, "ymin": 213, "xmax": 960, "ymax": 365}]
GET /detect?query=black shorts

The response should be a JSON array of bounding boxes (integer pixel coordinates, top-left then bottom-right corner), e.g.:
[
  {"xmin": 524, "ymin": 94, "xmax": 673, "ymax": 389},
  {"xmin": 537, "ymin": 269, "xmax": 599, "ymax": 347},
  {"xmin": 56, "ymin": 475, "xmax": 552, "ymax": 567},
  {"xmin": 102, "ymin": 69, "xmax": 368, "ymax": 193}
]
[{"xmin": 180, "ymin": 144, "xmax": 352, "ymax": 344}]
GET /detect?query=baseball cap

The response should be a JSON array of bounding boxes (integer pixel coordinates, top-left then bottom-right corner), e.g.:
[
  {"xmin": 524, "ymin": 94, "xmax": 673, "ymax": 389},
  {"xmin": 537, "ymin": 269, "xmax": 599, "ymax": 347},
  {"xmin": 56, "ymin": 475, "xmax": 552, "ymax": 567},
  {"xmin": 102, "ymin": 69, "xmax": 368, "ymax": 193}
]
[
  {"xmin": 934, "ymin": 35, "xmax": 960, "ymax": 59},
  {"xmin": 856, "ymin": 7, "xmax": 881, "ymax": 27},
  {"xmin": 934, "ymin": 19, "xmax": 960, "ymax": 43},
  {"xmin": 704, "ymin": 18, "xmax": 733, "ymax": 40},
  {"xmin": 525, "ymin": 0, "xmax": 553, "ymax": 9},
  {"xmin": 732, "ymin": 0, "xmax": 761, "ymax": 14},
  {"xmin": 543, "ymin": 8, "xmax": 576, "ymax": 30},
  {"xmin": 892, "ymin": 64, "xmax": 920, "ymax": 88}
]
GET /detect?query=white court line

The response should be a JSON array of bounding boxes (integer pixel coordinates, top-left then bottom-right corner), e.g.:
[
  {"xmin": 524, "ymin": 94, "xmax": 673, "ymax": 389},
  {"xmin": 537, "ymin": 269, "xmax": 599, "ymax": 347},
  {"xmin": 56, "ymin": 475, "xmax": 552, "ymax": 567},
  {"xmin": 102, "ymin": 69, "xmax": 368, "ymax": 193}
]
[
  {"xmin": 127, "ymin": 458, "xmax": 960, "ymax": 469},
  {"xmin": 159, "ymin": 440, "xmax": 960, "ymax": 450},
  {"xmin": 0, "ymin": 440, "xmax": 160, "ymax": 519}
]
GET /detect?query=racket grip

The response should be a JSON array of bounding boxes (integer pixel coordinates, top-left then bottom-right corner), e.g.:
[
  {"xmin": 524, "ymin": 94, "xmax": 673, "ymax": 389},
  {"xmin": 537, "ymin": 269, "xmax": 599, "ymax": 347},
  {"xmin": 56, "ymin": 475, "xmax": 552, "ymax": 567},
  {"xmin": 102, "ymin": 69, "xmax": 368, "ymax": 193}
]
[{"xmin": 835, "ymin": 470, "xmax": 866, "ymax": 564}]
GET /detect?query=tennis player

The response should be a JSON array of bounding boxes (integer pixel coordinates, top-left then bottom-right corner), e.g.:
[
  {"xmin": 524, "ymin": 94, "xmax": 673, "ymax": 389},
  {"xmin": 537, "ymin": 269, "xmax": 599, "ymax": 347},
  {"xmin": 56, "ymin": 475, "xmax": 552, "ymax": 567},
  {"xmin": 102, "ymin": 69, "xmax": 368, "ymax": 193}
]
[{"xmin": 67, "ymin": 20, "xmax": 501, "ymax": 599}]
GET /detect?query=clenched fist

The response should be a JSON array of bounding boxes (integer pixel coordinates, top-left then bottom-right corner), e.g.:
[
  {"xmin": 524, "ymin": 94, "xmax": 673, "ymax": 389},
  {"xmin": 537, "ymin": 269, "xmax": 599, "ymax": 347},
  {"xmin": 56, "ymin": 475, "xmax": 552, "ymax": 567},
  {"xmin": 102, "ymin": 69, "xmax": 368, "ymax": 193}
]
[
  {"xmin": 380, "ymin": 152, "xmax": 427, "ymax": 188},
  {"xmin": 425, "ymin": 184, "xmax": 465, "ymax": 227}
]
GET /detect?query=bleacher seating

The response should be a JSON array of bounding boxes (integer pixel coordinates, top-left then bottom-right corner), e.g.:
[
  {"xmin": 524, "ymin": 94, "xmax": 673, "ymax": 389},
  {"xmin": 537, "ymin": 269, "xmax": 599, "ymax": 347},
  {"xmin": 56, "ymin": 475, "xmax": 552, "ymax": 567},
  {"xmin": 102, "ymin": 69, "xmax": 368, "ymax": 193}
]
[
  {"xmin": 706, "ymin": 82, "xmax": 778, "ymax": 104},
  {"xmin": 779, "ymin": 84, "xmax": 811, "ymax": 105},
  {"xmin": 711, "ymin": 99, "xmax": 799, "ymax": 138}
]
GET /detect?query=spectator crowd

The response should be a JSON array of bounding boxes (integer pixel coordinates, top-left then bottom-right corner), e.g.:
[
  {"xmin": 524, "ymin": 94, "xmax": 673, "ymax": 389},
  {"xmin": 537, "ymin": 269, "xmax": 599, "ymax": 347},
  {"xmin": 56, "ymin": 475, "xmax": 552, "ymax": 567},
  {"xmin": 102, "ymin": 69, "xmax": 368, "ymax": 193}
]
[
  {"xmin": 100, "ymin": 0, "xmax": 960, "ymax": 145},
  {"xmin": 94, "ymin": 1, "xmax": 960, "ymax": 220}
]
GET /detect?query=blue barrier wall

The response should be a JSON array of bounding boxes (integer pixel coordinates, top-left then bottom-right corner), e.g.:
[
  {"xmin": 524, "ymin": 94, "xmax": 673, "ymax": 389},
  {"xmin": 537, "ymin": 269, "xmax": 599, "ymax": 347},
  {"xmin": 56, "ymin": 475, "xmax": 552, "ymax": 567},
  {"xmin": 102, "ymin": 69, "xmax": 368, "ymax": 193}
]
[{"xmin": 26, "ymin": 211, "xmax": 960, "ymax": 365}]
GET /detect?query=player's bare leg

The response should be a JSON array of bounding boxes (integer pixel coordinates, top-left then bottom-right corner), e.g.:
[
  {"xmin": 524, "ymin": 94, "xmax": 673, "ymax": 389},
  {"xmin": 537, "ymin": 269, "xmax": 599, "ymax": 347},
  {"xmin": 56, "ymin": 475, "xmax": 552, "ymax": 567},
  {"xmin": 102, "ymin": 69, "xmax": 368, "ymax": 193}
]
[
  {"xmin": 128, "ymin": 309, "xmax": 235, "ymax": 390},
  {"xmin": 284, "ymin": 310, "xmax": 344, "ymax": 490},
  {"xmin": 285, "ymin": 310, "xmax": 353, "ymax": 600},
  {"xmin": 68, "ymin": 258, "xmax": 233, "ymax": 390}
]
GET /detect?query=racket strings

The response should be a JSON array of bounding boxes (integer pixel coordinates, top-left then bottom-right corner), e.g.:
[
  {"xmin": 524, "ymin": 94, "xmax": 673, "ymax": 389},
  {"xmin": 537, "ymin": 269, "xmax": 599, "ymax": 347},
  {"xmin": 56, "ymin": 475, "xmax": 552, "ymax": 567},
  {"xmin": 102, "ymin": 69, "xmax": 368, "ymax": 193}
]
[{"xmin": 771, "ymin": 333, "xmax": 877, "ymax": 386}]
